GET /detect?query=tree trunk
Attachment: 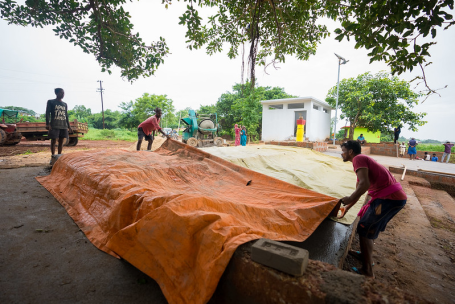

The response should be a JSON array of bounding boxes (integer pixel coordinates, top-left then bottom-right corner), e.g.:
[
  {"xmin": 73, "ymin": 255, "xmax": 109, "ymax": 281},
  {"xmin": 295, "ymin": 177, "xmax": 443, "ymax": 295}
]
[{"xmin": 348, "ymin": 121, "xmax": 356, "ymax": 140}]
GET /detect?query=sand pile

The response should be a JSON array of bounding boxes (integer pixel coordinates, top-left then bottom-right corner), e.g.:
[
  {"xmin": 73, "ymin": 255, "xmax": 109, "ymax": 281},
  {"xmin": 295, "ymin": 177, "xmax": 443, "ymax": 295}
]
[{"xmin": 127, "ymin": 136, "xmax": 167, "ymax": 151}]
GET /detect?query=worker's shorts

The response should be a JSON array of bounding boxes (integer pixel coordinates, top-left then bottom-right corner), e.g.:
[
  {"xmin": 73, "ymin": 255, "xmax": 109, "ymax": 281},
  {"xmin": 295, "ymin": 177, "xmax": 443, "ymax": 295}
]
[
  {"xmin": 48, "ymin": 128, "xmax": 68, "ymax": 139},
  {"xmin": 357, "ymin": 198, "xmax": 406, "ymax": 240},
  {"xmin": 137, "ymin": 127, "xmax": 153, "ymax": 141},
  {"xmin": 408, "ymin": 147, "xmax": 417, "ymax": 155}
]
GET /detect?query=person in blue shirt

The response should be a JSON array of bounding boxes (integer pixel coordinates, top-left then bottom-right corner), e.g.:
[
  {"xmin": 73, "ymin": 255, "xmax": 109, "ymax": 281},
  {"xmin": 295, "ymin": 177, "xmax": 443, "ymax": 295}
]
[
  {"xmin": 357, "ymin": 134, "xmax": 366, "ymax": 145},
  {"xmin": 407, "ymin": 138, "xmax": 417, "ymax": 160},
  {"xmin": 431, "ymin": 154, "xmax": 438, "ymax": 162},
  {"xmin": 240, "ymin": 126, "xmax": 247, "ymax": 146}
]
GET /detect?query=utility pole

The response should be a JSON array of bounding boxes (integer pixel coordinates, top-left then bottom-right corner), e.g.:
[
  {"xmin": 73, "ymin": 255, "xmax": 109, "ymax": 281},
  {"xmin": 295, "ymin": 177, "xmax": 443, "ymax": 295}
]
[
  {"xmin": 333, "ymin": 53, "xmax": 349, "ymax": 145},
  {"xmin": 97, "ymin": 80, "xmax": 105, "ymax": 129}
]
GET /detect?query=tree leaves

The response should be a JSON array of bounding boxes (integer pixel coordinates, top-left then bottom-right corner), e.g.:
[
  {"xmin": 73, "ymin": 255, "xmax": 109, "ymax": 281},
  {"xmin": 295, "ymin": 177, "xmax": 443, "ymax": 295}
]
[
  {"xmin": 1, "ymin": 0, "xmax": 452, "ymax": 87},
  {"xmin": 325, "ymin": 72, "xmax": 427, "ymax": 139},
  {"xmin": 0, "ymin": 0, "xmax": 170, "ymax": 82}
]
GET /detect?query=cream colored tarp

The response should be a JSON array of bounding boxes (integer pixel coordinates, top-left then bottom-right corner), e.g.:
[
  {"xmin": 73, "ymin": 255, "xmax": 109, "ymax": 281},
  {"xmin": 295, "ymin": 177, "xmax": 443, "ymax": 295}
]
[{"xmin": 201, "ymin": 145, "xmax": 364, "ymax": 225}]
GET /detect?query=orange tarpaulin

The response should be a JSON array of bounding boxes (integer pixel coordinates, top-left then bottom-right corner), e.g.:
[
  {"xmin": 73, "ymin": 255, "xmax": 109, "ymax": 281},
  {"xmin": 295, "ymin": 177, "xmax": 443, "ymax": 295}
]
[{"xmin": 36, "ymin": 140, "xmax": 338, "ymax": 304}]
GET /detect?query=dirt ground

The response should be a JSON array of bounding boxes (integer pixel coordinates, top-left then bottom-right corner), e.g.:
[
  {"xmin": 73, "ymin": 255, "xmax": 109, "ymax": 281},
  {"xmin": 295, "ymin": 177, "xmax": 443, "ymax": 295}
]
[
  {"xmin": 0, "ymin": 139, "xmax": 170, "ymax": 168},
  {"xmin": 0, "ymin": 139, "xmax": 134, "ymax": 157},
  {"xmin": 1, "ymin": 144, "xmax": 455, "ymax": 303}
]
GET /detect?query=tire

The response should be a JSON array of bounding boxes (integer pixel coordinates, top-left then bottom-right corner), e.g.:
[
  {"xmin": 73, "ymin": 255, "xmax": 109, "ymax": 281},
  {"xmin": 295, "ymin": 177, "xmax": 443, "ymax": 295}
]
[
  {"xmin": 187, "ymin": 137, "xmax": 198, "ymax": 147},
  {"xmin": 63, "ymin": 135, "xmax": 70, "ymax": 146},
  {"xmin": 0, "ymin": 129, "xmax": 7, "ymax": 145},
  {"xmin": 68, "ymin": 137, "xmax": 79, "ymax": 146},
  {"xmin": 4, "ymin": 132, "xmax": 22, "ymax": 145},
  {"xmin": 214, "ymin": 137, "xmax": 223, "ymax": 147}
]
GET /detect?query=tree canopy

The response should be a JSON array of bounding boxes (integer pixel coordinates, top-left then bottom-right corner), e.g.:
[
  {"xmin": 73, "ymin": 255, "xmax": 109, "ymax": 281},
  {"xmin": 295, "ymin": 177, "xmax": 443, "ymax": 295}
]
[
  {"xmin": 215, "ymin": 82, "xmax": 295, "ymax": 139},
  {"xmin": 1, "ymin": 0, "xmax": 452, "ymax": 88},
  {"xmin": 325, "ymin": 71, "xmax": 427, "ymax": 140}
]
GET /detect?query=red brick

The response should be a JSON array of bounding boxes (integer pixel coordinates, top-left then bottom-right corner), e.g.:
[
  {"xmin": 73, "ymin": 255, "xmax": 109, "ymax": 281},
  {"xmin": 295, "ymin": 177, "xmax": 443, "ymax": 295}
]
[{"xmin": 440, "ymin": 176, "xmax": 455, "ymax": 185}]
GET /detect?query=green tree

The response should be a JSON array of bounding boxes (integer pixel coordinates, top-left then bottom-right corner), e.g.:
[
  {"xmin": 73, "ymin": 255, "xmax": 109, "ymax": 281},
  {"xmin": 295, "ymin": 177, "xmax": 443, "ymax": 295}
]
[
  {"xmin": 175, "ymin": 107, "xmax": 191, "ymax": 127},
  {"xmin": 132, "ymin": 93, "xmax": 175, "ymax": 127},
  {"xmin": 197, "ymin": 104, "xmax": 217, "ymax": 116},
  {"xmin": 91, "ymin": 109, "xmax": 120, "ymax": 129},
  {"xmin": 232, "ymin": 86, "xmax": 262, "ymax": 140},
  {"xmin": 421, "ymin": 139, "xmax": 441, "ymax": 144},
  {"xmin": 0, "ymin": 1, "xmax": 168, "ymax": 82},
  {"xmin": 118, "ymin": 101, "xmax": 140, "ymax": 131},
  {"xmin": 68, "ymin": 105, "xmax": 92, "ymax": 123},
  {"xmin": 216, "ymin": 81, "xmax": 295, "ymax": 139},
  {"xmin": 2, "ymin": 1, "xmax": 452, "ymax": 87},
  {"xmin": 326, "ymin": 72, "xmax": 427, "ymax": 141},
  {"xmin": 335, "ymin": 129, "xmax": 346, "ymax": 140}
]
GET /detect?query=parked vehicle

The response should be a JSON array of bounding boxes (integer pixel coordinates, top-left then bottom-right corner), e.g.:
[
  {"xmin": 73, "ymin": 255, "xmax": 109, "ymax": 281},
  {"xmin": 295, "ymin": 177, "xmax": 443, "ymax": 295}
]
[
  {"xmin": 0, "ymin": 108, "xmax": 22, "ymax": 146},
  {"xmin": 163, "ymin": 128, "xmax": 172, "ymax": 135},
  {"xmin": 16, "ymin": 119, "xmax": 89, "ymax": 146},
  {"xmin": 170, "ymin": 130, "xmax": 179, "ymax": 140},
  {"xmin": 181, "ymin": 109, "xmax": 223, "ymax": 147}
]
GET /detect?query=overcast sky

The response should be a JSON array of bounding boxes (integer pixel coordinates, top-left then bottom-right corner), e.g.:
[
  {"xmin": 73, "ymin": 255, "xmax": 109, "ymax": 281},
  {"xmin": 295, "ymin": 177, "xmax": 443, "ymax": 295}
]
[{"xmin": 0, "ymin": 2, "xmax": 453, "ymax": 141}]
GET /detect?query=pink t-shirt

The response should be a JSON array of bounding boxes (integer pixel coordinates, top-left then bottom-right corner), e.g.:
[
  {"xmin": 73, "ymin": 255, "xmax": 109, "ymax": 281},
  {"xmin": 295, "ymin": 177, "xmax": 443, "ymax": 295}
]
[
  {"xmin": 352, "ymin": 154, "xmax": 407, "ymax": 200},
  {"xmin": 138, "ymin": 116, "xmax": 161, "ymax": 136}
]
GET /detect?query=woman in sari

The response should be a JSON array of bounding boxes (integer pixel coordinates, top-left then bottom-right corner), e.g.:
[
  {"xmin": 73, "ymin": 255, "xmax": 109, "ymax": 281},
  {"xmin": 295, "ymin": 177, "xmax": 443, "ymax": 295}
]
[
  {"xmin": 241, "ymin": 126, "xmax": 247, "ymax": 146},
  {"xmin": 234, "ymin": 124, "xmax": 241, "ymax": 146}
]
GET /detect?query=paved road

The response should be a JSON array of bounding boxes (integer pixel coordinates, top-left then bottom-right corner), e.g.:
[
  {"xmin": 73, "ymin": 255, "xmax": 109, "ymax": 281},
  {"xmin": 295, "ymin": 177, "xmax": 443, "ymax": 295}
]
[{"xmin": 323, "ymin": 150, "xmax": 455, "ymax": 175}]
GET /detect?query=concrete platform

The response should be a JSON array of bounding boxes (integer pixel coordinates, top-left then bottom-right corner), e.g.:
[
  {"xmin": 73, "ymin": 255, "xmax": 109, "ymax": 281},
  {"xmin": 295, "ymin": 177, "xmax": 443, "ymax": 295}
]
[
  {"xmin": 284, "ymin": 218, "xmax": 358, "ymax": 268},
  {"xmin": 323, "ymin": 150, "xmax": 455, "ymax": 175}
]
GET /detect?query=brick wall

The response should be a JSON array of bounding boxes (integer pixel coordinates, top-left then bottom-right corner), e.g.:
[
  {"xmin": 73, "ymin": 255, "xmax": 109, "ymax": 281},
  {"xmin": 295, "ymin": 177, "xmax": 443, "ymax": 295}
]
[
  {"xmin": 362, "ymin": 143, "xmax": 444, "ymax": 159},
  {"xmin": 266, "ymin": 141, "xmax": 328, "ymax": 152},
  {"xmin": 389, "ymin": 166, "xmax": 455, "ymax": 197}
]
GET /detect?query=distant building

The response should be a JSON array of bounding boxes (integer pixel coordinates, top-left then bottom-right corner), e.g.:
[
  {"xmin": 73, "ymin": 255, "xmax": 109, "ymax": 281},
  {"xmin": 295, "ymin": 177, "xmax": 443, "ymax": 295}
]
[
  {"xmin": 341, "ymin": 126, "xmax": 381, "ymax": 143},
  {"xmin": 261, "ymin": 97, "xmax": 333, "ymax": 142}
]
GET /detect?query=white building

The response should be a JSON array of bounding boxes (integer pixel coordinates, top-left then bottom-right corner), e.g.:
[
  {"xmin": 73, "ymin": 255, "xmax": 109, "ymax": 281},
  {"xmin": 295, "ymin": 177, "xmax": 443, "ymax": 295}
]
[{"xmin": 261, "ymin": 97, "xmax": 333, "ymax": 142}]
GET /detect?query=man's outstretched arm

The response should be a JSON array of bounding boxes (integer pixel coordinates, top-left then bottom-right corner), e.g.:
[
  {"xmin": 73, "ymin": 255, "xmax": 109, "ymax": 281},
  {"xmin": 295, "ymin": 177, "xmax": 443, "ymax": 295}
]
[{"xmin": 341, "ymin": 168, "xmax": 370, "ymax": 208}]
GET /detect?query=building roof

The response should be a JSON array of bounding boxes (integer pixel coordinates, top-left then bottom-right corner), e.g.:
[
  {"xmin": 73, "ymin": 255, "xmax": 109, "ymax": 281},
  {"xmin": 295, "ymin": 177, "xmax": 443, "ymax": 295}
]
[{"xmin": 260, "ymin": 96, "xmax": 334, "ymax": 109}]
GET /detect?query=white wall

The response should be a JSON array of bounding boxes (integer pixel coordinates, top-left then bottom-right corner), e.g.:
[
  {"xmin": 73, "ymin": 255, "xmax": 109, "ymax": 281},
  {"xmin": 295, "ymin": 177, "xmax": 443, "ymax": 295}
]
[
  {"xmin": 307, "ymin": 101, "xmax": 332, "ymax": 141},
  {"xmin": 261, "ymin": 99, "xmax": 331, "ymax": 142}
]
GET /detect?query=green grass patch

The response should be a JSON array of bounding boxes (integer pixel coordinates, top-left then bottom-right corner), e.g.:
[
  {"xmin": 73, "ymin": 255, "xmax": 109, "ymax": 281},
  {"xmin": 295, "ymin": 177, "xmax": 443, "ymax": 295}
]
[
  {"xmin": 21, "ymin": 149, "xmax": 34, "ymax": 155},
  {"xmin": 416, "ymin": 143, "xmax": 448, "ymax": 152},
  {"xmin": 80, "ymin": 128, "xmax": 137, "ymax": 142}
]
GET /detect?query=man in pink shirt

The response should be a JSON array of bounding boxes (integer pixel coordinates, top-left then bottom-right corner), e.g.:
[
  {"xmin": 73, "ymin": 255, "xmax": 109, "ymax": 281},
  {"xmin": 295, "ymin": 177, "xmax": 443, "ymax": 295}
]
[
  {"xmin": 136, "ymin": 107, "xmax": 169, "ymax": 151},
  {"xmin": 339, "ymin": 140, "xmax": 407, "ymax": 278}
]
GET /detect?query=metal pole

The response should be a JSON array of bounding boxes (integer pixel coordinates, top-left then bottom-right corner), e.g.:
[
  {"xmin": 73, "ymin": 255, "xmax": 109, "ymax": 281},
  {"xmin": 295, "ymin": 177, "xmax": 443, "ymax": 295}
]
[
  {"xmin": 177, "ymin": 112, "xmax": 181, "ymax": 132},
  {"xmin": 97, "ymin": 80, "xmax": 105, "ymax": 129},
  {"xmin": 333, "ymin": 59, "xmax": 341, "ymax": 145}
]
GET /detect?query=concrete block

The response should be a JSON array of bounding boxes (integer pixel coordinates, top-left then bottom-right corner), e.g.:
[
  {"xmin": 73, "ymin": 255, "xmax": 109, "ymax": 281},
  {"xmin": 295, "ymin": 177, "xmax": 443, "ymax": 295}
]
[
  {"xmin": 251, "ymin": 238, "xmax": 309, "ymax": 276},
  {"xmin": 50, "ymin": 154, "xmax": 63, "ymax": 166}
]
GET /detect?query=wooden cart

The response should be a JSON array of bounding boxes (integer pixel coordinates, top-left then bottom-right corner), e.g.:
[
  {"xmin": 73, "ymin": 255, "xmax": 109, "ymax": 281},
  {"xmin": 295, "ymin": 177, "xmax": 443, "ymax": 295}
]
[{"xmin": 16, "ymin": 119, "xmax": 89, "ymax": 146}]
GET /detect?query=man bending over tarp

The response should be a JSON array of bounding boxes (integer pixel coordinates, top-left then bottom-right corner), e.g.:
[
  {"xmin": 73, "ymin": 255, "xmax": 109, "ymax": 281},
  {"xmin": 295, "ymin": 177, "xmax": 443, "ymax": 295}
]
[
  {"xmin": 338, "ymin": 140, "xmax": 407, "ymax": 278},
  {"xmin": 136, "ymin": 107, "xmax": 169, "ymax": 151}
]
